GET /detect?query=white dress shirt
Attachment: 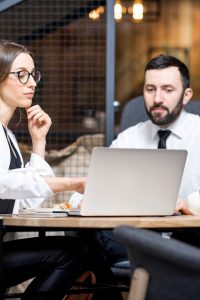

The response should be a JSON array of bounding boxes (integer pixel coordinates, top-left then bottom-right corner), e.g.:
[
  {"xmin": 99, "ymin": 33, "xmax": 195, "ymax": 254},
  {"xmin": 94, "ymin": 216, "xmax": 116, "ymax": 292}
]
[
  {"xmin": 0, "ymin": 123, "xmax": 54, "ymax": 214},
  {"xmin": 111, "ymin": 110, "xmax": 200, "ymax": 211}
]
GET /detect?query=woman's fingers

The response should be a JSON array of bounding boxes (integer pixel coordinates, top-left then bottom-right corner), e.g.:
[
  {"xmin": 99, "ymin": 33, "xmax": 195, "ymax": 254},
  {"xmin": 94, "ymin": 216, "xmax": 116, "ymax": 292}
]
[{"xmin": 26, "ymin": 105, "xmax": 51, "ymax": 126}]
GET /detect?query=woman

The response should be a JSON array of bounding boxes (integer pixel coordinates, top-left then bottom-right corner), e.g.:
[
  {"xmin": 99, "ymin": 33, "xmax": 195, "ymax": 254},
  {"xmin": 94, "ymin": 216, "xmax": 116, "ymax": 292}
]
[{"xmin": 0, "ymin": 40, "xmax": 86, "ymax": 300}]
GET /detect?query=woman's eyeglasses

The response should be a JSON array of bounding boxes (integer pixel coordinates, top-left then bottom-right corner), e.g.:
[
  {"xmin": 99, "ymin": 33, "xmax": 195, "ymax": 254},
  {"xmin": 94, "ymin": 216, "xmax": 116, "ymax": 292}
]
[{"xmin": 8, "ymin": 70, "xmax": 41, "ymax": 84}]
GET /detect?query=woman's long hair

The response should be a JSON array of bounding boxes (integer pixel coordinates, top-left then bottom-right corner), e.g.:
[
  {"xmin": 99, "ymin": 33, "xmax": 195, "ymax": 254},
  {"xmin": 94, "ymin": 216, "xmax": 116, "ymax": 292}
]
[
  {"xmin": 0, "ymin": 40, "xmax": 33, "ymax": 127},
  {"xmin": 0, "ymin": 40, "xmax": 33, "ymax": 84}
]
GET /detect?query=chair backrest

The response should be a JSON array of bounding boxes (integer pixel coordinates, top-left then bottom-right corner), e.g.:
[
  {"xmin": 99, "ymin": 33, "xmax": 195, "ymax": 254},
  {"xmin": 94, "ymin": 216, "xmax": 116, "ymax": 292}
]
[
  {"xmin": 119, "ymin": 96, "xmax": 200, "ymax": 133},
  {"xmin": 185, "ymin": 99, "xmax": 200, "ymax": 115},
  {"xmin": 119, "ymin": 96, "xmax": 148, "ymax": 132},
  {"xmin": 114, "ymin": 226, "xmax": 200, "ymax": 300}
]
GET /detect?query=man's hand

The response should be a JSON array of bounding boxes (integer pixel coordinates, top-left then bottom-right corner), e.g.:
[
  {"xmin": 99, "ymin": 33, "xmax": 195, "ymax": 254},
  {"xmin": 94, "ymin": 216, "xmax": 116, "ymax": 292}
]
[{"xmin": 175, "ymin": 198, "xmax": 193, "ymax": 215}]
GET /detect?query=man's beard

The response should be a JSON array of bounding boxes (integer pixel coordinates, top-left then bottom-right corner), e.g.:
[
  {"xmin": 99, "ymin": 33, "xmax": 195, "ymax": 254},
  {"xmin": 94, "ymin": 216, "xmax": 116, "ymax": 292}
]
[{"xmin": 145, "ymin": 93, "xmax": 184, "ymax": 126}]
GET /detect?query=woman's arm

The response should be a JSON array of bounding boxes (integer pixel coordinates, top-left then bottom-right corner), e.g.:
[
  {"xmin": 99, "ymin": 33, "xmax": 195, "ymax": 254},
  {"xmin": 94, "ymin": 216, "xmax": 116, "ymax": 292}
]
[
  {"xmin": 43, "ymin": 176, "xmax": 86, "ymax": 194},
  {"xmin": 0, "ymin": 169, "xmax": 86, "ymax": 199}
]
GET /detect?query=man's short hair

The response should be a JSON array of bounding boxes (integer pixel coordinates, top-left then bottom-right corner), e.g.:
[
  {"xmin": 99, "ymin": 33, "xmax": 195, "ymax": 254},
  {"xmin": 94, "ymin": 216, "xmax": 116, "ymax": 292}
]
[{"xmin": 145, "ymin": 54, "xmax": 190, "ymax": 89}]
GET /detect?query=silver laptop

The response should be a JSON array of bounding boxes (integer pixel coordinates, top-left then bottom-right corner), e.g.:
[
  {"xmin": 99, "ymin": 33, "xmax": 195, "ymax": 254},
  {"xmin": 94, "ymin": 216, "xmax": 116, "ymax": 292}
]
[{"xmin": 71, "ymin": 147, "xmax": 187, "ymax": 216}]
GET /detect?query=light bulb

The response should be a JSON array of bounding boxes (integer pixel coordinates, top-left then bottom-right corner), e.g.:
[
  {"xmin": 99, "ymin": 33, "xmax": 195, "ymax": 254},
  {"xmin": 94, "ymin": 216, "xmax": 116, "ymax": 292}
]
[
  {"xmin": 114, "ymin": 2, "xmax": 123, "ymax": 20},
  {"xmin": 132, "ymin": 2, "xmax": 143, "ymax": 21},
  {"xmin": 89, "ymin": 9, "xmax": 100, "ymax": 20}
]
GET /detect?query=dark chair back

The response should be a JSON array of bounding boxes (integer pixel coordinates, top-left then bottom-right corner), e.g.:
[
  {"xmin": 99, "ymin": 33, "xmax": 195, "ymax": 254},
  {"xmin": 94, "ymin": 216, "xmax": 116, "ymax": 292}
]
[
  {"xmin": 119, "ymin": 96, "xmax": 148, "ymax": 132},
  {"xmin": 119, "ymin": 96, "xmax": 200, "ymax": 133},
  {"xmin": 185, "ymin": 99, "xmax": 200, "ymax": 115},
  {"xmin": 114, "ymin": 226, "xmax": 200, "ymax": 300}
]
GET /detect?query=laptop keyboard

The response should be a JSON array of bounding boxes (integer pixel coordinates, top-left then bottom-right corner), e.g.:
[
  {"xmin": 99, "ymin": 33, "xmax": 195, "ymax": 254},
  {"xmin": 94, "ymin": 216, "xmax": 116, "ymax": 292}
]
[{"xmin": 67, "ymin": 209, "xmax": 81, "ymax": 216}]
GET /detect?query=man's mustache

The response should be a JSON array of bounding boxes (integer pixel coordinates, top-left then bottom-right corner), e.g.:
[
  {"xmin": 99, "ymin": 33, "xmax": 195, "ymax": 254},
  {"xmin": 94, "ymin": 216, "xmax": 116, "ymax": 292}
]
[{"xmin": 150, "ymin": 104, "xmax": 169, "ymax": 113}]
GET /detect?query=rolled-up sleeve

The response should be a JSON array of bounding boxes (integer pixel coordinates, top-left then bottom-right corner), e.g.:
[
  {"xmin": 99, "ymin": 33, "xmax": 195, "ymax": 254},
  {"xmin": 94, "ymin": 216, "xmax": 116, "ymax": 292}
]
[
  {"xmin": 0, "ymin": 168, "xmax": 54, "ymax": 199},
  {"xmin": 0, "ymin": 152, "xmax": 55, "ymax": 213},
  {"xmin": 26, "ymin": 153, "xmax": 55, "ymax": 177}
]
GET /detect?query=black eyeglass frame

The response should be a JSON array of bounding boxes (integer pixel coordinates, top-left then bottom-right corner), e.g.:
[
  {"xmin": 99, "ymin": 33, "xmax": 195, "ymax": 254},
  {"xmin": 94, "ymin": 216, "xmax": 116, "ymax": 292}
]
[{"xmin": 7, "ymin": 70, "xmax": 41, "ymax": 84}]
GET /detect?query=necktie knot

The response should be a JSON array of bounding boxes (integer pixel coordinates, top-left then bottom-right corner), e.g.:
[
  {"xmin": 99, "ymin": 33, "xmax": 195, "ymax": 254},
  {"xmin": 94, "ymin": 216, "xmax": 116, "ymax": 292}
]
[{"xmin": 157, "ymin": 130, "xmax": 171, "ymax": 149}]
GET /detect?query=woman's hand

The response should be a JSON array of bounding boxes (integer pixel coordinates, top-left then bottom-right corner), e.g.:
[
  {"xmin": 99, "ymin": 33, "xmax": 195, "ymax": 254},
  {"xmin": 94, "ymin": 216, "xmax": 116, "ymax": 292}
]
[
  {"xmin": 26, "ymin": 105, "xmax": 52, "ymax": 141},
  {"xmin": 74, "ymin": 177, "xmax": 86, "ymax": 194},
  {"xmin": 26, "ymin": 105, "xmax": 52, "ymax": 158},
  {"xmin": 175, "ymin": 198, "xmax": 193, "ymax": 215}
]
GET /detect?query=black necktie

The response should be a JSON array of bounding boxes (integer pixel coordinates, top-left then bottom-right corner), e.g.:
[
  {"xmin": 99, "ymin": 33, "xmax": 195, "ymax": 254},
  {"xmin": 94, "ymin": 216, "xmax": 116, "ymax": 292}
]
[{"xmin": 157, "ymin": 130, "xmax": 171, "ymax": 149}]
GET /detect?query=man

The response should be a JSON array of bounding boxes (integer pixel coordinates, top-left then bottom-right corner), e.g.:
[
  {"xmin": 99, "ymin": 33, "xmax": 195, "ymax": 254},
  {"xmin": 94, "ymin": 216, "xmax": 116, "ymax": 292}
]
[
  {"xmin": 111, "ymin": 54, "xmax": 200, "ymax": 212},
  {"xmin": 70, "ymin": 54, "xmax": 200, "ymax": 279}
]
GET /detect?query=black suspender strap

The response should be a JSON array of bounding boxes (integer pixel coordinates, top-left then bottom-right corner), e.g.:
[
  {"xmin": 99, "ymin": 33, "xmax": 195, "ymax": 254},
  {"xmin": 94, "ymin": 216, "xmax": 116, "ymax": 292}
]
[
  {"xmin": 0, "ymin": 126, "xmax": 22, "ymax": 214},
  {"xmin": 2, "ymin": 127, "xmax": 22, "ymax": 169}
]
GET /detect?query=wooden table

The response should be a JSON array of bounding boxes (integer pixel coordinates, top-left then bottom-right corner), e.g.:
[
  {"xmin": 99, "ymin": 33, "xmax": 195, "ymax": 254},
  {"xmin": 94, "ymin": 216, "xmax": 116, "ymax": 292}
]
[
  {"xmin": 2, "ymin": 214, "xmax": 200, "ymax": 231},
  {"xmin": 1, "ymin": 214, "xmax": 200, "ymax": 300}
]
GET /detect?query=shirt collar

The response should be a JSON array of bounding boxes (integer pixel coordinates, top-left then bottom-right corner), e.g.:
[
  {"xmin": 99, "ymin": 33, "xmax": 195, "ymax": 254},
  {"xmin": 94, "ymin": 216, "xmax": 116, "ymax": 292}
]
[{"xmin": 150, "ymin": 110, "xmax": 187, "ymax": 140}]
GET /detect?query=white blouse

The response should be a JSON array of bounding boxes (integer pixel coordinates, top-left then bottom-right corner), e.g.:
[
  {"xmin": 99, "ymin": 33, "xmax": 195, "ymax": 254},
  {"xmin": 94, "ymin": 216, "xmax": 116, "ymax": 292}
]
[{"xmin": 0, "ymin": 124, "xmax": 54, "ymax": 214}]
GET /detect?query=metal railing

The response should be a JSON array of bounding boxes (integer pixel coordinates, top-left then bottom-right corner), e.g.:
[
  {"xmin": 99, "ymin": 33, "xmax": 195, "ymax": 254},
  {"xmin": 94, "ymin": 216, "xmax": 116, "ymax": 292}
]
[{"xmin": 0, "ymin": 0, "xmax": 23, "ymax": 13}]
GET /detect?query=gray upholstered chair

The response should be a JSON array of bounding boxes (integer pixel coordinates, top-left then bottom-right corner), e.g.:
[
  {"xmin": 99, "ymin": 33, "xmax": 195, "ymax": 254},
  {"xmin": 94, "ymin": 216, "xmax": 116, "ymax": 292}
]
[
  {"xmin": 185, "ymin": 100, "xmax": 200, "ymax": 115},
  {"xmin": 114, "ymin": 226, "xmax": 200, "ymax": 300},
  {"xmin": 119, "ymin": 96, "xmax": 148, "ymax": 132},
  {"xmin": 119, "ymin": 96, "xmax": 200, "ymax": 133}
]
